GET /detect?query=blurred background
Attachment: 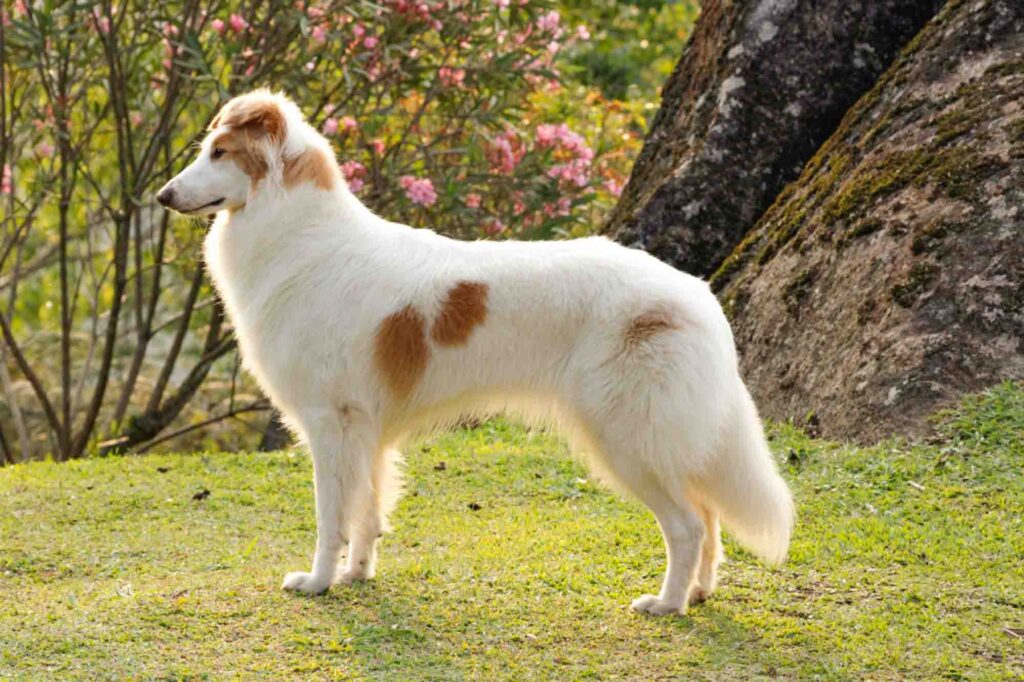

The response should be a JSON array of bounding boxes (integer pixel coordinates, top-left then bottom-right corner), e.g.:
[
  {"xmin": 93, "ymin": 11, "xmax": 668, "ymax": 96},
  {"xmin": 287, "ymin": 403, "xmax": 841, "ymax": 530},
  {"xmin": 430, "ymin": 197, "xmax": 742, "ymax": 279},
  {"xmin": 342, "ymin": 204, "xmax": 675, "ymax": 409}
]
[{"xmin": 0, "ymin": 0, "xmax": 699, "ymax": 461}]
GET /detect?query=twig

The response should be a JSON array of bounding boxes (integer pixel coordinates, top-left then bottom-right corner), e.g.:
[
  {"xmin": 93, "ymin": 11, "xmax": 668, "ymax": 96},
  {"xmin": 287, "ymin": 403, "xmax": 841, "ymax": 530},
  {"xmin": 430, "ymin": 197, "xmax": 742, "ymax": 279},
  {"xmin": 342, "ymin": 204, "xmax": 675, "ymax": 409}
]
[{"xmin": 136, "ymin": 401, "xmax": 270, "ymax": 454}]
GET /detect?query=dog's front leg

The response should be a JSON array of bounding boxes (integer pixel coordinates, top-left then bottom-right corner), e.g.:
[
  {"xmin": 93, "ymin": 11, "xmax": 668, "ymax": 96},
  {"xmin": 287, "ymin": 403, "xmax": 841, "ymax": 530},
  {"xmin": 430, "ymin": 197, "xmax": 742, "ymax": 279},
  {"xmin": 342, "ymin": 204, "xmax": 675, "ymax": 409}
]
[{"xmin": 282, "ymin": 409, "xmax": 348, "ymax": 594}]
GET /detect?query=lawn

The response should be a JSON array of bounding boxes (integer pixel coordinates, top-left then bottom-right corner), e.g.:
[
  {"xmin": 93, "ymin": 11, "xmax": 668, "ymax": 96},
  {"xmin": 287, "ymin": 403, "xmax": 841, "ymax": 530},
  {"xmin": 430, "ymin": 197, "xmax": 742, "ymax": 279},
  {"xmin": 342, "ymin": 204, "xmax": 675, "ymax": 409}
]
[{"xmin": 1, "ymin": 383, "xmax": 1022, "ymax": 680}]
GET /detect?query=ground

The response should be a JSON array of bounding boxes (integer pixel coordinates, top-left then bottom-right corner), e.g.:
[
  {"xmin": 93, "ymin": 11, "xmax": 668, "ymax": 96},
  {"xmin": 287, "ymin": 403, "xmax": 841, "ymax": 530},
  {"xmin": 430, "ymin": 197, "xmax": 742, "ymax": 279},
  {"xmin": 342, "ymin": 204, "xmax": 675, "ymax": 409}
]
[{"xmin": 1, "ymin": 384, "xmax": 1022, "ymax": 680}]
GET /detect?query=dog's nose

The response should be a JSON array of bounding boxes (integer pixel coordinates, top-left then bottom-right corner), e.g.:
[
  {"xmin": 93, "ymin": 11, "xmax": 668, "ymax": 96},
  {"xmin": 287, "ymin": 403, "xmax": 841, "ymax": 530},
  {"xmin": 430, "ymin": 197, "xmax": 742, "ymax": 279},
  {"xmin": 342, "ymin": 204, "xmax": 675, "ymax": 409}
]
[{"xmin": 156, "ymin": 186, "xmax": 174, "ymax": 207}]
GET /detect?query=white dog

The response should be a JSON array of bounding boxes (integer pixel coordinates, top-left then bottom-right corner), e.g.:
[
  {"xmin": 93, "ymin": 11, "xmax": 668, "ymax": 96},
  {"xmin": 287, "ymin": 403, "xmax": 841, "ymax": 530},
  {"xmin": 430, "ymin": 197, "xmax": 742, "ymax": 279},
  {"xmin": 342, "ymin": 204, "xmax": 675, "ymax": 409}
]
[{"xmin": 157, "ymin": 90, "xmax": 794, "ymax": 616}]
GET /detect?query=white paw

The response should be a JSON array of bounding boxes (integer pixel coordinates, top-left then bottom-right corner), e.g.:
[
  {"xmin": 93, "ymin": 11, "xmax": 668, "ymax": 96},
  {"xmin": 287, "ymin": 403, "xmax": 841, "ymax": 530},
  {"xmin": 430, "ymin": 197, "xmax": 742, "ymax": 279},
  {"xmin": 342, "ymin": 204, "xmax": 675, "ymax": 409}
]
[
  {"xmin": 335, "ymin": 565, "xmax": 373, "ymax": 585},
  {"xmin": 688, "ymin": 586, "xmax": 712, "ymax": 605},
  {"xmin": 631, "ymin": 594, "xmax": 685, "ymax": 616},
  {"xmin": 281, "ymin": 571, "xmax": 331, "ymax": 594}
]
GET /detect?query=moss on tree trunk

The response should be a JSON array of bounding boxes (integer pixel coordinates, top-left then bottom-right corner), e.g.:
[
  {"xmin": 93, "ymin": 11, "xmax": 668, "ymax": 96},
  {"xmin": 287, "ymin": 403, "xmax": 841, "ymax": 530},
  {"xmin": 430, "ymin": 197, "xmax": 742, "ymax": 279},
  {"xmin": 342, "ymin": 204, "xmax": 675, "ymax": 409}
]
[
  {"xmin": 604, "ymin": 0, "xmax": 943, "ymax": 277},
  {"xmin": 714, "ymin": 0, "xmax": 1024, "ymax": 442}
]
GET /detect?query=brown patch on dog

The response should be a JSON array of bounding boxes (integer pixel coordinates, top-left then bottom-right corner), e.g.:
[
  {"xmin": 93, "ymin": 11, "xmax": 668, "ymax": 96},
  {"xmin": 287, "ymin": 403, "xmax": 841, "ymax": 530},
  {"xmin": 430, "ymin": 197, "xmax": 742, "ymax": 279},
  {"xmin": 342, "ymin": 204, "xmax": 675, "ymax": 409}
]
[
  {"xmin": 431, "ymin": 281, "xmax": 489, "ymax": 346},
  {"xmin": 624, "ymin": 309, "xmax": 678, "ymax": 348},
  {"xmin": 210, "ymin": 129, "xmax": 270, "ymax": 186},
  {"xmin": 283, "ymin": 147, "xmax": 339, "ymax": 190},
  {"xmin": 210, "ymin": 95, "xmax": 286, "ymax": 141},
  {"xmin": 375, "ymin": 305, "xmax": 429, "ymax": 397}
]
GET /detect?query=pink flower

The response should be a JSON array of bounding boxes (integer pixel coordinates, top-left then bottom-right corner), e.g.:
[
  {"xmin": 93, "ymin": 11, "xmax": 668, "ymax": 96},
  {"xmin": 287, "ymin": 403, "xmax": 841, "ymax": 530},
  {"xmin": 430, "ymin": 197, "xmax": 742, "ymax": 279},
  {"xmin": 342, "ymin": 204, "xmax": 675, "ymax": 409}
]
[
  {"xmin": 92, "ymin": 8, "xmax": 111, "ymax": 35},
  {"xmin": 603, "ymin": 179, "xmax": 623, "ymax": 197},
  {"xmin": 311, "ymin": 25, "xmax": 327, "ymax": 43},
  {"xmin": 163, "ymin": 23, "xmax": 179, "ymax": 37},
  {"xmin": 575, "ymin": 25, "xmax": 591, "ymax": 41},
  {"xmin": 399, "ymin": 176, "xmax": 437, "ymax": 207},
  {"xmin": 341, "ymin": 161, "xmax": 367, "ymax": 193},
  {"xmin": 487, "ymin": 129, "xmax": 524, "ymax": 174},
  {"xmin": 130, "ymin": 112, "xmax": 143, "ymax": 126},
  {"xmin": 369, "ymin": 139, "xmax": 385, "ymax": 156},
  {"xmin": 438, "ymin": 66, "xmax": 466, "ymax": 88},
  {"xmin": 547, "ymin": 159, "xmax": 590, "ymax": 188},
  {"xmin": 228, "ymin": 14, "xmax": 247, "ymax": 33},
  {"xmin": 485, "ymin": 218, "xmax": 506, "ymax": 235},
  {"xmin": 536, "ymin": 123, "xmax": 558, "ymax": 147},
  {"xmin": 35, "ymin": 141, "xmax": 55, "ymax": 157},
  {"xmin": 0, "ymin": 164, "xmax": 11, "ymax": 194},
  {"xmin": 339, "ymin": 116, "xmax": 358, "ymax": 132},
  {"xmin": 352, "ymin": 24, "xmax": 366, "ymax": 38},
  {"xmin": 465, "ymin": 193, "xmax": 482, "ymax": 208},
  {"xmin": 535, "ymin": 123, "xmax": 593, "ymax": 161},
  {"xmin": 363, "ymin": 36, "xmax": 378, "ymax": 49},
  {"xmin": 322, "ymin": 118, "xmax": 339, "ymax": 135},
  {"xmin": 211, "ymin": 18, "xmax": 226, "ymax": 34},
  {"xmin": 536, "ymin": 10, "xmax": 561, "ymax": 35},
  {"xmin": 495, "ymin": 0, "xmax": 510, "ymax": 8}
]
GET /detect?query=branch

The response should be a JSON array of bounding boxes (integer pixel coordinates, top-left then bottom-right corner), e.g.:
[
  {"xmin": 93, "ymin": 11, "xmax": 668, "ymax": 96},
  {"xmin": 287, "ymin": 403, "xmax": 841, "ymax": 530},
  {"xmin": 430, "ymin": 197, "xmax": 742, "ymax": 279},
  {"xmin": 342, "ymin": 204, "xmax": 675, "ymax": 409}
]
[
  {"xmin": 0, "ymin": 311, "xmax": 66, "ymax": 455},
  {"xmin": 135, "ymin": 400, "xmax": 270, "ymax": 454}
]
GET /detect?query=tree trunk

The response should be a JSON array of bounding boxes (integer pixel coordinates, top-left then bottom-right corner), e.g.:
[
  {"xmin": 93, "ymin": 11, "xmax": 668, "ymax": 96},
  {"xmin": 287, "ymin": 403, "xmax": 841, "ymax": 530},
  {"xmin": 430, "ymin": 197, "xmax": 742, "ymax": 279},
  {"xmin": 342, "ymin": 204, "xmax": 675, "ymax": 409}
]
[
  {"xmin": 714, "ymin": 0, "xmax": 1024, "ymax": 442},
  {"xmin": 604, "ymin": 0, "xmax": 943, "ymax": 277}
]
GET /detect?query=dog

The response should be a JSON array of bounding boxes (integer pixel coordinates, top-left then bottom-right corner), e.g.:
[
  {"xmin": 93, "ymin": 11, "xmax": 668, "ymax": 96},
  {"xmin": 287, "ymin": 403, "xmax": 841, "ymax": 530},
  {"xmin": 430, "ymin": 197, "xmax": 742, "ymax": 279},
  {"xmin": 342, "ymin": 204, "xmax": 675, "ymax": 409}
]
[{"xmin": 157, "ymin": 90, "xmax": 794, "ymax": 616}]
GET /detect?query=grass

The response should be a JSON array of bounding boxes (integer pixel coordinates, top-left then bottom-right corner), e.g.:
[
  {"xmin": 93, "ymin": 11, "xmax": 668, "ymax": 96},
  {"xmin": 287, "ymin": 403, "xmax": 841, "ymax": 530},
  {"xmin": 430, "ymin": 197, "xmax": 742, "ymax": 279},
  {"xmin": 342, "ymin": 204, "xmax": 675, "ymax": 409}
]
[{"xmin": 1, "ymin": 383, "xmax": 1022, "ymax": 680}]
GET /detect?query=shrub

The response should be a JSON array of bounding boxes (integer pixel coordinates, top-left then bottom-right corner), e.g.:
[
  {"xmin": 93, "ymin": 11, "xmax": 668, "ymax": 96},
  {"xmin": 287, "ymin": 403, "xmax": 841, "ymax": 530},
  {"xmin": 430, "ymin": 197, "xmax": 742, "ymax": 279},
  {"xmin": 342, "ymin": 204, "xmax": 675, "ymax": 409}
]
[{"xmin": 0, "ymin": 0, "xmax": 660, "ymax": 459}]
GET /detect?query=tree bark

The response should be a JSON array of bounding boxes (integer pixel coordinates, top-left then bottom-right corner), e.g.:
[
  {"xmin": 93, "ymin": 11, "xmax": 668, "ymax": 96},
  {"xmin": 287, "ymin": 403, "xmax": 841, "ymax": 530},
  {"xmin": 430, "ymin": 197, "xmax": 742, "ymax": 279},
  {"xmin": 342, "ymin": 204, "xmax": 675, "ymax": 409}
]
[
  {"xmin": 604, "ymin": 0, "xmax": 944, "ymax": 277},
  {"xmin": 714, "ymin": 0, "xmax": 1024, "ymax": 442}
]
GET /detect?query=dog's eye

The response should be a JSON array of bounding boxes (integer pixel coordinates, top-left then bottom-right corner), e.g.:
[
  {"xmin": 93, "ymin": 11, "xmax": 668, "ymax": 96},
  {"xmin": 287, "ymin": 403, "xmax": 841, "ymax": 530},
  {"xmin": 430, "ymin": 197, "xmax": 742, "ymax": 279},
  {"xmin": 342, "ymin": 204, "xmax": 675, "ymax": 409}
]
[{"xmin": 211, "ymin": 147, "xmax": 226, "ymax": 159}]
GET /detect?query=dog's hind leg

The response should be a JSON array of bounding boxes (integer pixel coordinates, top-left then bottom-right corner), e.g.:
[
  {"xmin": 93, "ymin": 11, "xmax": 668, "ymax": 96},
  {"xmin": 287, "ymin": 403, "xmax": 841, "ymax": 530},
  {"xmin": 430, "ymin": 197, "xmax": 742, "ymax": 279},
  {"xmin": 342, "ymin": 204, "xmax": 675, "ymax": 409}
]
[
  {"xmin": 689, "ymin": 505, "xmax": 722, "ymax": 605},
  {"xmin": 582, "ymin": 432, "xmax": 704, "ymax": 616},
  {"xmin": 627, "ymin": 483, "xmax": 704, "ymax": 616}
]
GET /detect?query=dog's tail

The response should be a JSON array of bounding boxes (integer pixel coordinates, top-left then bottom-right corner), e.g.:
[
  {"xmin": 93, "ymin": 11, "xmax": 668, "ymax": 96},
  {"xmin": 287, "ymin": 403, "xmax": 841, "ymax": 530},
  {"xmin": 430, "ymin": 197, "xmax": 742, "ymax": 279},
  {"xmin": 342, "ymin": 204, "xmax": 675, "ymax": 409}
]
[{"xmin": 696, "ymin": 384, "xmax": 794, "ymax": 565}]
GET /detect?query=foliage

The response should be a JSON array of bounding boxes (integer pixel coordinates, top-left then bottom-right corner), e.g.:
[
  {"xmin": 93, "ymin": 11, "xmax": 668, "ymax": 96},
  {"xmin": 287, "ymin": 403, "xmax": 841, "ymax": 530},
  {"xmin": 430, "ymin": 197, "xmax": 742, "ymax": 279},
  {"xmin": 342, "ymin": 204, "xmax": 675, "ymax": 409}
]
[
  {"xmin": 0, "ymin": 0, "xmax": 678, "ymax": 460},
  {"xmin": 560, "ymin": 0, "xmax": 700, "ymax": 101},
  {"xmin": 1, "ymin": 384, "xmax": 1021, "ymax": 678}
]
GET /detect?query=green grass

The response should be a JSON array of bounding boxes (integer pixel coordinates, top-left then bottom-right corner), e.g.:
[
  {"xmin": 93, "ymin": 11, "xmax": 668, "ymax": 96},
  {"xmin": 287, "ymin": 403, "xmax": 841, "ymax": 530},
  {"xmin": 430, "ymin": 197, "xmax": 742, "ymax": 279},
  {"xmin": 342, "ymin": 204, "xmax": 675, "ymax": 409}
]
[{"xmin": 2, "ymin": 384, "xmax": 1023, "ymax": 680}]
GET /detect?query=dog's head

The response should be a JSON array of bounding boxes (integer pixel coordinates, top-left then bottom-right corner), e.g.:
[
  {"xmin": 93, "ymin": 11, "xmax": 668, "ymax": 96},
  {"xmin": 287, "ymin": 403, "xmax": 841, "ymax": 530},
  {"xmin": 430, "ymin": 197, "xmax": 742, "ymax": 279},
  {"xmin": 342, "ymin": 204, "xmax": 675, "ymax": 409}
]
[{"xmin": 157, "ymin": 90, "xmax": 339, "ymax": 216}]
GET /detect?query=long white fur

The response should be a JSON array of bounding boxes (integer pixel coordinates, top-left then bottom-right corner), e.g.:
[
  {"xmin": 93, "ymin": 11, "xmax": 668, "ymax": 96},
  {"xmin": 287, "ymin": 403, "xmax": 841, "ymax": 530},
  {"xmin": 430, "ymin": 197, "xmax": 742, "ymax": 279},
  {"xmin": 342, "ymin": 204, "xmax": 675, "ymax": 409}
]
[{"xmin": 159, "ymin": 91, "xmax": 795, "ymax": 616}]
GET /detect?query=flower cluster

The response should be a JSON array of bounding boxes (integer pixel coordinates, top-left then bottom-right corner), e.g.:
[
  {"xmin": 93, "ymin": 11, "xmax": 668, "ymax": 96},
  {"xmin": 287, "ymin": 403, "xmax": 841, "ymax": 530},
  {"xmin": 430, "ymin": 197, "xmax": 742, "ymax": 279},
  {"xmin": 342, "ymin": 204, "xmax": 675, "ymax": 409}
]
[
  {"xmin": 8, "ymin": 0, "xmax": 639, "ymax": 243},
  {"xmin": 400, "ymin": 176, "xmax": 438, "ymax": 207},
  {"xmin": 341, "ymin": 161, "xmax": 368, "ymax": 193}
]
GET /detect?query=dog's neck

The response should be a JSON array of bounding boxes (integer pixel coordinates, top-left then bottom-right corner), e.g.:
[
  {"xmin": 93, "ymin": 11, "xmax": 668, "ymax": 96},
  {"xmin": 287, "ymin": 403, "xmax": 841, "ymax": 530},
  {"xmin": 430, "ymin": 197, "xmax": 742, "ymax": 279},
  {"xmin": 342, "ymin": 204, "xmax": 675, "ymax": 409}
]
[
  {"xmin": 219, "ymin": 179, "xmax": 374, "ymax": 244},
  {"xmin": 203, "ymin": 179, "xmax": 379, "ymax": 307}
]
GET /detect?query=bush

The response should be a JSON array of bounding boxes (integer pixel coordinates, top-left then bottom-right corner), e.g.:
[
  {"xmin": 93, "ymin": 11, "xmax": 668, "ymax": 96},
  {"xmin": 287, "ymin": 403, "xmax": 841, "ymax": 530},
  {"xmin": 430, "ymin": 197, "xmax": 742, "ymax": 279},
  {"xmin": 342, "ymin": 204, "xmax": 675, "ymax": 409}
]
[{"xmin": 0, "ymin": 0, "xmax": 673, "ymax": 460}]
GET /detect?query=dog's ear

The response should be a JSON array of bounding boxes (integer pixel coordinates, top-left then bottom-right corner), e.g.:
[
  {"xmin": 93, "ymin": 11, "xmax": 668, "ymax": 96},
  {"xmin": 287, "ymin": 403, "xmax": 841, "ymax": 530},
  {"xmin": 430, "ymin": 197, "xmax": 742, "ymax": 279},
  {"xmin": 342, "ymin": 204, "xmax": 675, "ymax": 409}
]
[{"xmin": 209, "ymin": 96, "xmax": 285, "ymax": 141}]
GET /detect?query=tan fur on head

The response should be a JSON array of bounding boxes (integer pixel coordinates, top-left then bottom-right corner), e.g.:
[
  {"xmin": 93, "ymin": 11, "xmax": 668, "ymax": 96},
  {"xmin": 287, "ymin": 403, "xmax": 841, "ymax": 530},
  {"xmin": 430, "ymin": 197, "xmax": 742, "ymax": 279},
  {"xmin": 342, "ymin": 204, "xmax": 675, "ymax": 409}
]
[
  {"xmin": 284, "ymin": 148, "xmax": 339, "ymax": 191},
  {"xmin": 209, "ymin": 128, "xmax": 270, "ymax": 186},
  {"xmin": 210, "ymin": 93, "xmax": 286, "ymax": 141}
]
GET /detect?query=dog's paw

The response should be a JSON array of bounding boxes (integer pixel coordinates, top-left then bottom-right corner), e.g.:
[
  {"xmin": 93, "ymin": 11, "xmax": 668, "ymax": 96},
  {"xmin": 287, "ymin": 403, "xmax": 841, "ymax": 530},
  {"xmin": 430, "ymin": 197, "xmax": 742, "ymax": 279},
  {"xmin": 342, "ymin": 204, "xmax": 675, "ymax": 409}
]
[
  {"xmin": 281, "ymin": 571, "xmax": 331, "ymax": 595},
  {"xmin": 631, "ymin": 594, "xmax": 685, "ymax": 616},
  {"xmin": 335, "ymin": 565, "xmax": 373, "ymax": 586},
  {"xmin": 688, "ymin": 586, "xmax": 712, "ymax": 606}
]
